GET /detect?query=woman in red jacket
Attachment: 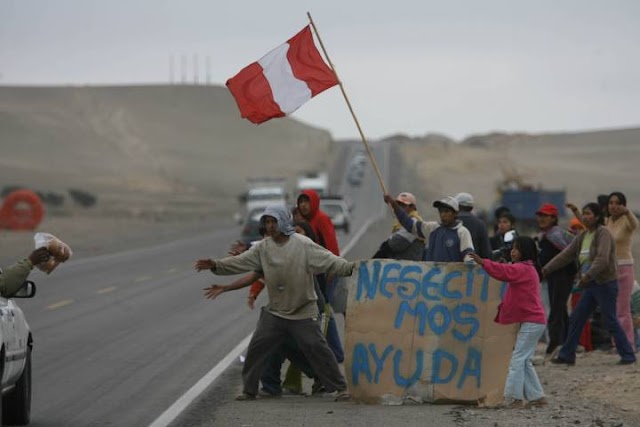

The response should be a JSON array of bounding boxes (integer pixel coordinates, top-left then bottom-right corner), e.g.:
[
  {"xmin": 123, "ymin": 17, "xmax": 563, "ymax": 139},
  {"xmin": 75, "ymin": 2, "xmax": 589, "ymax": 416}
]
[{"xmin": 470, "ymin": 236, "xmax": 547, "ymax": 408}]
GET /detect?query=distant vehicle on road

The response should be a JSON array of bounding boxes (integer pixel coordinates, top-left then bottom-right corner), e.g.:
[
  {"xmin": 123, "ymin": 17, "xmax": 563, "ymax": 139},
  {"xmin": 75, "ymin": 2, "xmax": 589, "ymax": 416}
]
[
  {"xmin": 245, "ymin": 177, "xmax": 288, "ymax": 213},
  {"xmin": 350, "ymin": 151, "xmax": 367, "ymax": 168},
  {"xmin": 240, "ymin": 208, "xmax": 266, "ymax": 243},
  {"xmin": 1, "ymin": 280, "xmax": 36, "ymax": 426},
  {"xmin": 320, "ymin": 198, "xmax": 351, "ymax": 233},
  {"xmin": 493, "ymin": 169, "xmax": 566, "ymax": 230},
  {"xmin": 296, "ymin": 172, "xmax": 328, "ymax": 197},
  {"xmin": 235, "ymin": 177, "xmax": 288, "ymax": 224},
  {"xmin": 347, "ymin": 165, "xmax": 365, "ymax": 186}
]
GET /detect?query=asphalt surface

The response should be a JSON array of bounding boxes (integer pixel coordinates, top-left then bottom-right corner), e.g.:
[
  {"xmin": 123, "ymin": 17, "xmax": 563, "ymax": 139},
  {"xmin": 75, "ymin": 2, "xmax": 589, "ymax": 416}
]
[
  {"xmin": 12, "ymin": 140, "xmax": 396, "ymax": 426},
  {"xmin": 166, "ymin": 142, "xmax": 458, "ymax": 426}
]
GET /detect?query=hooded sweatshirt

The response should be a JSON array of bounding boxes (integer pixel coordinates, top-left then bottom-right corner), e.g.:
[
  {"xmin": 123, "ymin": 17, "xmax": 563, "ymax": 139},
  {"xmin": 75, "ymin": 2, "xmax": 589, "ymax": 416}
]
[
  {"xmin": 393, "ymin": 205, "xmax": 475, "ymax": 262},
  {"xmin": 482, "ymin": 259, "xmax": 547, "ymax": 325},
  {"xmin": 298, "ymin": 189, "xmax": 340, "ymax": 256},
  {"xmin": 213, "ymin": 234, "xmax": 354, "ymax": 320},
  {"xmin": 260, "ymin": 205, "xmax": 295, "ymax": 236}
]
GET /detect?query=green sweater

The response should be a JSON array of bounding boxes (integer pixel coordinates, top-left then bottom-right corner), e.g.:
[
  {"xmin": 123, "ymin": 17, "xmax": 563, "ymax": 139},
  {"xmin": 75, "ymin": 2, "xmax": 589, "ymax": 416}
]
[
  {"xmin": 213, "ymin": 234, "xmax": 355, "ymax": 320},
  {"xmin": 0, "ymin": 258, "xmax": 33, "ymax": 298}
]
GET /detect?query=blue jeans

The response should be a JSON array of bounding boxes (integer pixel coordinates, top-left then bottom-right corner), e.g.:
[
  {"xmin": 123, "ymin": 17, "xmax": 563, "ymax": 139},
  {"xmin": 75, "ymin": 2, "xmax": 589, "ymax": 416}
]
[
  {"xmin": 504, "ymin": 322, "xmax": 546, "ymax": 401},
  {"xmin": 326, "ymin": 316, "xmax": 344, "ymax": 363},
  {"xmin": 559, "ymin": 279, "xmax": 636, "ymax": 363}
]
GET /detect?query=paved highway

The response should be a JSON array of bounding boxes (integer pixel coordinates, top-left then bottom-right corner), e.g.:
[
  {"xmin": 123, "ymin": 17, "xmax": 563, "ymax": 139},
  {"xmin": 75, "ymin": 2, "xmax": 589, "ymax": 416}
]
[{"xmin": 17, "ymin": 140, "xmax": 392, "ymax": 426}]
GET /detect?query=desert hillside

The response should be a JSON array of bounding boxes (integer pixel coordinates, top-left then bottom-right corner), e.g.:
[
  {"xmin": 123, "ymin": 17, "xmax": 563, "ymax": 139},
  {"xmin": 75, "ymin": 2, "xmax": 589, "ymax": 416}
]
[
  {"xmin": 392, "ymin": 128, "xmax": 640, "ymax": 214},
  {"xmin": 0, "ymin": 85, "xmax": 333, "ymax": 218},
  {"xmin": 1, "ymin": 85, "xmax": 638, "ymax": 271}
]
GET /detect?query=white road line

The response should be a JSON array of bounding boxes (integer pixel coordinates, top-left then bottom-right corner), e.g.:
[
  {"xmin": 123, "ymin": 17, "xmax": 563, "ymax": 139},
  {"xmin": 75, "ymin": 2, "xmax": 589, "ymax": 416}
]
[
  {"xmin": 149, "ymin": 147, "xmax": 388, "ymax": 426},
  {"xmin": 148, "ymin": 333, "xmax": 253, "ymax": 427},
  {"xmin": 46, "ymin": 299, "xmax": 74, "ymax": 310},
  {"xmin": 341, "ymin": 217, "xmax": 376, "ymax": 255}
]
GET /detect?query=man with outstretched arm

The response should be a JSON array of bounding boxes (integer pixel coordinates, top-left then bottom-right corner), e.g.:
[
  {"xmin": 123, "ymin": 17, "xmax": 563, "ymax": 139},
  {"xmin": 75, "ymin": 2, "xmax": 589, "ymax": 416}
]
[
  {"xmin": 383, "ymin": 194, "xmax": 475, "ymax": 262},
  {"xmin": 1, "ymin": 247, "xmax": 50, "ymax": 298},
  {"xmin": 194, "ymin": 205, "xmax": 354, "ymax": 401}
]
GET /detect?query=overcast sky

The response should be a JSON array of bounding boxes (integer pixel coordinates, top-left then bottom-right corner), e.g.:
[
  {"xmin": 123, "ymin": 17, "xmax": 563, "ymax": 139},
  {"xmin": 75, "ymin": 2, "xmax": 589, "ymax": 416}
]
[{"xmin": 1, "ymin": 1, "xmax": 639, "ymax": 140}]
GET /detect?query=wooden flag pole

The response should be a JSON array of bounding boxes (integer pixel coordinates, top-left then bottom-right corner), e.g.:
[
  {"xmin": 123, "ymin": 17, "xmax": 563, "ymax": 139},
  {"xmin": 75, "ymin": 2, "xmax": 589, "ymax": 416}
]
[{"xmin": 307, "ymin": 12, "xmax": 388, "ymax": 196}]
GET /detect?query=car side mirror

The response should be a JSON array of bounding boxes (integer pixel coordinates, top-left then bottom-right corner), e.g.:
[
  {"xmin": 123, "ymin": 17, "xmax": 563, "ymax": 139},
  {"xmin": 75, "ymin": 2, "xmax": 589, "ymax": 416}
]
[
  {"xmin": 503, "ymin": 230, "xmax": 516, "ymax": 244},
  {"xmin": 12, "ymin": 281, "xmax": 37, "ymax": 298}
]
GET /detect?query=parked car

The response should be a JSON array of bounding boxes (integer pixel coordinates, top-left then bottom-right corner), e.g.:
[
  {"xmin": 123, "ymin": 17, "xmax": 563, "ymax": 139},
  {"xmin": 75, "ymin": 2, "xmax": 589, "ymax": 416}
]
[
  {"xmin": 320, "ymin": 198, "xmax": 351, "ymax": 233},
  {"xmin": 1, "ymin": 280, "xmax": 36, "ymax": 426}
]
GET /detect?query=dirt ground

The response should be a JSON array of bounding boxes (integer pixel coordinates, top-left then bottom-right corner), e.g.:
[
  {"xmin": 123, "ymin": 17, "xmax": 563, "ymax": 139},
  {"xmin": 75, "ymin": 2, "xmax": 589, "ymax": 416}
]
[
  {"xmin": 2, "ymin": 128, "xmax": 639, "ymax": 425},
  {"xmin": 4, "ymin": 213, "xmax": 638, "ymax": 427},
  {"xmin": 452, "ymin": 345, "xmax": 640, "ymax": 427}
]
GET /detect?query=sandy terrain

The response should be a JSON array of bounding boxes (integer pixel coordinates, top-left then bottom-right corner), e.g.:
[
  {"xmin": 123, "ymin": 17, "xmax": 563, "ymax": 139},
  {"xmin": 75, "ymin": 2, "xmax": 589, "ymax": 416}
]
[
  {"xmin": 1, "ymin": 85, "xmax": 639, "ymax": 425},
  {"xmin": 395, "ymin": 128, "xmax": 640, "ymax": 213},
  {"xmin": 0, "ymin": 85, "xmax": 334, "ymax": 263},
  {"xmin": 453, "ymin": 345, "xmax": 640, "ymax": 427},
  {"xmin": 396, "ymin": 130, "xmax": 640, "ymax": 282}
]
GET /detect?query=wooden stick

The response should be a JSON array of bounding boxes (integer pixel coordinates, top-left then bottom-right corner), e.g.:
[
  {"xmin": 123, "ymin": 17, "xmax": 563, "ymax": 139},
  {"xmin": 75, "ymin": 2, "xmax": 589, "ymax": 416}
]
[{"xmin": 307, "ymin": 12, "xmax": 388, "ymax": 196}]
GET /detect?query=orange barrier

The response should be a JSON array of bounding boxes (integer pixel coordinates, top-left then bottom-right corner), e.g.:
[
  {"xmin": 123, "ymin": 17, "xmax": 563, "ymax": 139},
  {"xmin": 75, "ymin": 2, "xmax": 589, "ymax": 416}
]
[{"xmin": 0, "ymin": 189, "xmax": 45, "ymax": 230}]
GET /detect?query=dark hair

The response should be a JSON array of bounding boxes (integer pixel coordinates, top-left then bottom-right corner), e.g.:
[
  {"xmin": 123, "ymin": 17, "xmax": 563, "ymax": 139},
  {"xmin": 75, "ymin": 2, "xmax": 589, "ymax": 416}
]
[
  {"xmin": 294, "ymin": 221, "xmax": 317, "ymax": 242},
  {"xmin": 597, "ymin": 194, "xmax": 609, "ymax": 207},
  {"xmin": 513, "ymin": 236, "xmax": 542, "ymax": 279},
  {"xmin": 597, "ymin": 194, "xmax": 610, "ymax": 217},
  {"xmin": 608, "ymin": 191, "xmax": 627, "ymax": 207},
  {"xmin": 498, "ymin": 212, "xmax": 516, "ymax": 225},
  {"xmin": 582, "ymin": 202, "xmax": 605, "ymax": 226},
  {"xmin": 494, "ymin": 206, "xmax": 511, "ymax": 220}
]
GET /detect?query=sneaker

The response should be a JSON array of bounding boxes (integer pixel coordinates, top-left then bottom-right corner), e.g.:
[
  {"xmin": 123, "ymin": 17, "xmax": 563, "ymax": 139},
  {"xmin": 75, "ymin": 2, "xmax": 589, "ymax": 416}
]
[
  {"xmin": 499, "ymin": 399, "xmax": 525, "ymax": 409},
  {"xmin": 550, "ymin": 358, "xmax": 575, "ymax": 366},
  {"xmin": 334, "ymin": 390, "xmax": 351, "ymax": 402},
  {"xmin": 527, "ymin": 397, "xmax": 549, "ymax": 407},
  {"xmin": 235, "ymin": 393, "xmax": 256, "ymax": 401},
  {"xmin": 258, "ymin": 389, "xmax": 282, "ymax": 398},
  {"xmin": 311, "ymin": 379, "xmax": 326, "ymax": 395},
  {"xmin": 617, "ymin": 359, "xmax": 636, "ymax": 365}
]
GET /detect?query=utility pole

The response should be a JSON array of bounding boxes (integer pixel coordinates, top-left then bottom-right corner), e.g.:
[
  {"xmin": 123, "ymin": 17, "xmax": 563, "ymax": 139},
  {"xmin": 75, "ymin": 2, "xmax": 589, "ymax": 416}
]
[
  {"xmin": 181, "ymin": 54, "xmax": 187, "ymax": 84},
  {"xmin": 193, "ymin": 54, "xmax": 199, "ymax": 84},
  {"xmin": 206, "ymin": 56, "xmax": 211, "ymax": 85},
  {"xmin": 169, "ymin": 54, "xmax": 175, "ymax": 84}
]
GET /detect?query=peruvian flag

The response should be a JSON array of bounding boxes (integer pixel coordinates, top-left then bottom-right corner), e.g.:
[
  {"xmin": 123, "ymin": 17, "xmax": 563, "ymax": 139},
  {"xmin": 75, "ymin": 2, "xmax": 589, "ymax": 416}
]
[{"xmin": 226, "ymin": 26, "xmax": 339, "ymax": 124}]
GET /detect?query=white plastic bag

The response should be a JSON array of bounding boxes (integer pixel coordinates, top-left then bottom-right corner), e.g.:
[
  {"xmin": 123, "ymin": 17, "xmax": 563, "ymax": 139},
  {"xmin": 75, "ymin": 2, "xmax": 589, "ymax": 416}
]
[{"xmin": 34, "ymin": 232, "xmax": 72, "ymax": 274}]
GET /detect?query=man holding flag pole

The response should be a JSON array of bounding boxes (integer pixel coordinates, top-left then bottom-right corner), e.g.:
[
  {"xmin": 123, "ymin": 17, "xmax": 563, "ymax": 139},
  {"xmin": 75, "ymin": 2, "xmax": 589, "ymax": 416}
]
[{"xmin": 221, "ymin": 13, "xmax": 391, "ymax": 401}]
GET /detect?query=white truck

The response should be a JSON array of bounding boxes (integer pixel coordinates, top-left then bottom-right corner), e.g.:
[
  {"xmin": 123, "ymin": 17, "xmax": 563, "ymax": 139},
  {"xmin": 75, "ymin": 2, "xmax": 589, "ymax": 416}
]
[
  {"xmin": 295, "ymin": 172, "xmax": 329, "ymax": 197},
  {"xmin": 235, "ymin": 177, "xmax": 289, "ymax": 224}
]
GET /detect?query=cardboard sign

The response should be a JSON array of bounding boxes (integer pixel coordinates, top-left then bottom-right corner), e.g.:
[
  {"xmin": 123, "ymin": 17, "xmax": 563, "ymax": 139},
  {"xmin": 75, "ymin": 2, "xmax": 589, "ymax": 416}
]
[{"xmin": 344, "ymin": 260, "xmax": 517, "ymax": 405}]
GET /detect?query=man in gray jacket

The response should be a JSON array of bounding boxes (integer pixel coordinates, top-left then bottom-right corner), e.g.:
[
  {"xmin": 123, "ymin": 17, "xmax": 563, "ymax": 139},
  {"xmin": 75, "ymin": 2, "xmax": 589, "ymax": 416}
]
[
  {"xmin": 0, "ymin": 247, "xmax": 50, "ymax": 298},
  {"xmin": 194, "ymin": 205, "xmax": 354, "ymax": 401}
]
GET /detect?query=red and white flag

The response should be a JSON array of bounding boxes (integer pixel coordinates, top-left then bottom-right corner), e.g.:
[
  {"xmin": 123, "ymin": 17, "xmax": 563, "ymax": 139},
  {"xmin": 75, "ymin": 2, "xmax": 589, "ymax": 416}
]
[{"xmin": 226, "ymin": 26, "xmax": 338, "ymax": 124}]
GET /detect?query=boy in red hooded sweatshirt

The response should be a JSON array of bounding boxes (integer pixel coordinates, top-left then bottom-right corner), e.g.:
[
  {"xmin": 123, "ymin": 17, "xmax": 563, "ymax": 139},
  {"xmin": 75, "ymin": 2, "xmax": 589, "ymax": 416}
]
[
  {"xmin": 297, "ymin": 189, "xmax": 344, "ymax": 364},
  {"xmin": 297, "ymin": 189, "xmax": 340, "ymax": 256}
]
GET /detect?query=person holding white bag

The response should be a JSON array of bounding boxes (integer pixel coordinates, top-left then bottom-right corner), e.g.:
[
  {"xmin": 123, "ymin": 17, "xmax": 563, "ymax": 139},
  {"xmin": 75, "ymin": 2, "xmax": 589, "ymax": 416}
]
[{"xmin": 0, "ymin": 247, "xmax": 50, "ymax": 298}]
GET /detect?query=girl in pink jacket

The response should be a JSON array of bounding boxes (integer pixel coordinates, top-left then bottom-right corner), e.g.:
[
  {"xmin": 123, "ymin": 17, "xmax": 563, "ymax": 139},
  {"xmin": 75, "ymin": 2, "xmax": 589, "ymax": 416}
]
[{"xmin": 470, "ymin": 236, "xmax": 547, "ymax": 408}]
